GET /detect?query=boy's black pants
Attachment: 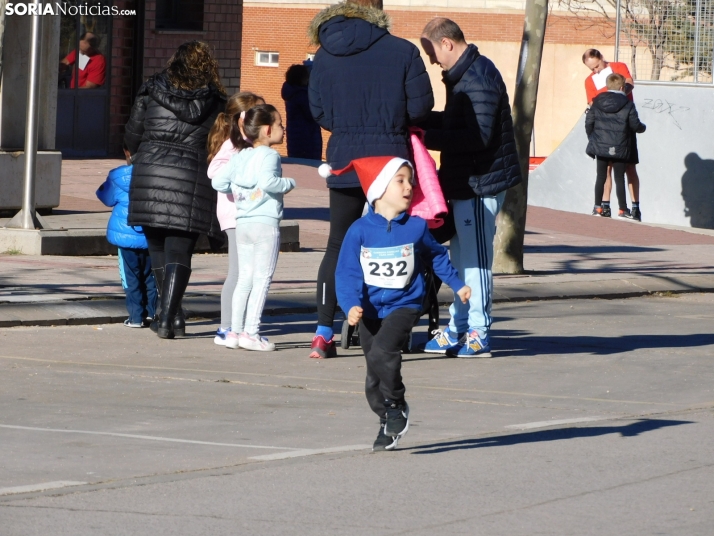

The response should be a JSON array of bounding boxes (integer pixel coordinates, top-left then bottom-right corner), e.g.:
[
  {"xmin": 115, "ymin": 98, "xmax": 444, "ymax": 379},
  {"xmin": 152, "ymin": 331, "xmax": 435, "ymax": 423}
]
[
  {"xmin": 360, "ymin": 308, "xmax": 421, "ymax": 420},
  {"xmin": 595, "ymin": 158, "xmax": 627, "ymax": 210}
]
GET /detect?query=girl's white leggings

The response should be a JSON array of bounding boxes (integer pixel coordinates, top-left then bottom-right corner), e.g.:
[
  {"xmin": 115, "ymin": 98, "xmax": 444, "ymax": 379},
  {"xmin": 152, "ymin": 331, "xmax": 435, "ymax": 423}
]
[{"xmin": 231, "ymin": 223, "xmax": 280, "ymax": 336}]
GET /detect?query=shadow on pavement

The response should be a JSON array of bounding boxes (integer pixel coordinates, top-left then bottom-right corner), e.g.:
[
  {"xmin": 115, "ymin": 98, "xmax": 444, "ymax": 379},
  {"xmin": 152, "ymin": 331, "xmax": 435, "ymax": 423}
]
[
  {"xmin": 493, "ymin": 332, "xmax": 714, "ymax": 357},
  {"xmin": 407, "ymin": 419, "xmax": 693, "ymax": 455}
]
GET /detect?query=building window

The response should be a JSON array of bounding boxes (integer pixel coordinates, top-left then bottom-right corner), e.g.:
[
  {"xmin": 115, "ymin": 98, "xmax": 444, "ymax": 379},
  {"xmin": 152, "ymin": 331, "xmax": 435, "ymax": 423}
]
[
  {"xmin": 255, "ymin": 51, "xmax": 279, "ymax": 67},
  {"xmin": 156, "ymin": 0, "xmax": 204, "ymax": 31}
]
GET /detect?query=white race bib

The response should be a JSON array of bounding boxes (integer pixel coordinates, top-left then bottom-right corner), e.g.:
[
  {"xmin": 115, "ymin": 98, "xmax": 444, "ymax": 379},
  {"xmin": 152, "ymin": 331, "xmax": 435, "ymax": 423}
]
[{"xmin": 360, "ymin": 244, "xmax": 415, "ymax": 289}]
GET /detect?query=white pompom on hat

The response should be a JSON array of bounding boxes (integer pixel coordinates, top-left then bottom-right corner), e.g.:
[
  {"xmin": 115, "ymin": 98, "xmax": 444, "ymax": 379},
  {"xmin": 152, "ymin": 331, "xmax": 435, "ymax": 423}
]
[{"xmin": 321, "ymin": 156, "xmax": 413, "ymax": 205}]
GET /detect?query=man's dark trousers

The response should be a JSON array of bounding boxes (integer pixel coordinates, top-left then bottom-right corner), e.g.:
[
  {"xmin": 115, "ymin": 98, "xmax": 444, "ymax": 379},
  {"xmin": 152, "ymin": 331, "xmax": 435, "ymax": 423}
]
[{"xmin": 360, "ymin": 308, "xmax": 421, "ymax": 419}]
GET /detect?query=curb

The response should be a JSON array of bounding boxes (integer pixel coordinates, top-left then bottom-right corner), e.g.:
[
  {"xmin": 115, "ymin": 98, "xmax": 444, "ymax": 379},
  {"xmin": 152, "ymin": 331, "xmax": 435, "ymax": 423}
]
[{"xmin": 2, "ymin": 274, "xmax": 714, "ymax": 328}]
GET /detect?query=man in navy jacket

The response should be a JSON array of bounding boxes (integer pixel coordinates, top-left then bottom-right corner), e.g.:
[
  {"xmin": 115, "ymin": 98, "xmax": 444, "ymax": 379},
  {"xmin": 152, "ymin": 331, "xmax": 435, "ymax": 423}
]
[
  {"xmin": 420, "ymin": 18, "xmax": 522, "ymax": 358},
  {"xmin": 305, "ymin": 0, "xmax": 434, "ymax": 358}
]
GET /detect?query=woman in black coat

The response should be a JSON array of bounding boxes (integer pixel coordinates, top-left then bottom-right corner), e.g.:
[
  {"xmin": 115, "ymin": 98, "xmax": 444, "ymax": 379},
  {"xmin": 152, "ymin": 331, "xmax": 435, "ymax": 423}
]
[
  {"xmin": 281, "ymin": 64, "xmax": 322, "ymax": 160},
  {"xmin": 125, "ymin": 41, "xmax": 225, "ymax": 339}
]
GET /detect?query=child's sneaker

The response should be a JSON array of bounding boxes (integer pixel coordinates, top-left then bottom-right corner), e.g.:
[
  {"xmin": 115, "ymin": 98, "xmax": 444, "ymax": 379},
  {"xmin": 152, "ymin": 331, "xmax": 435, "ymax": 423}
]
[
  {"xmin": 123, "ymin": 318, "xmax": 143, "ymax": 328},
  {"xmin": 384, "ymin": 400, "xmax": 409, "ymax": 439},
  {"xmin": 424, "ymin": 327, "xmax": 462, "ymax": 354},
  {"xmin": 592, "ymin": 206, "xmax": 603, "ymax": 216},
  {"xmin": 214, "ymin": 327, "xmax": 231, "ymax": 346},
  {"xmin": 601, "ymin": 205, "xmax": 612, "ymax": 217},
  {"xmin": 225, "ymin": 331, "xmax": 241, "ymax": 349},
  {"xmin": 308, "ymin": 335, "xmax": 337, "ymax": 359},
  {"xmin": 239, "ymin": 333, "xmax": 275, "ymax": 352},
  {"xmin": 618, "ymin": 208, "xmax": 634, "ymax": 219},
  {"xmin": 454, "ymin": 330, "xmax": 492, "ymax": 358},
  {"xmin": 372, "ymin": 421, "xmax": 399, "ymax": 452},
  {"xmin": 631, "ymin": 207, "xmax": 642, "ymax": 221}
]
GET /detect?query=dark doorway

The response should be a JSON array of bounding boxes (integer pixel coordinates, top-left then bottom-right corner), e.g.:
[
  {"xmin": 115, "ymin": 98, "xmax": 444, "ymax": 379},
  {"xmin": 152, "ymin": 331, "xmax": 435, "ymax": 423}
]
[{"xmin": 56, "ymin": 5, "xmax": 112, "ymax": 157}]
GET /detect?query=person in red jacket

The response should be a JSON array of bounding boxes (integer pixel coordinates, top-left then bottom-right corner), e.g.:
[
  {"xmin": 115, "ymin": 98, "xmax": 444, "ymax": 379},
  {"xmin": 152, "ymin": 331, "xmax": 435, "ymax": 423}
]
[
  {"xmin": 582, "ymin": 49, "xmax": 641, "ymax": 221},
  {"xmin": 60, "ymin": 32, "xmax": 106, "ymax": 89}
]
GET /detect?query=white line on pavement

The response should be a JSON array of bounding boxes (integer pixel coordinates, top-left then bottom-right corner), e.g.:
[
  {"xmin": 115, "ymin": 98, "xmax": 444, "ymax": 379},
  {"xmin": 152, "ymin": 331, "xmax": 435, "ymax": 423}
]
[
  {"xmin": 249, "ymin": 444, "xmax": 371, "ymax": 461},
  {"xmin": 504, "ymin": 417, "xmax": 607, "ymax": 431},
  {"xmin": 0, "ymin": 481, "xmax": 87, "ymax": 496},
  {"xmin": 0, "ymin": 424, "xmax": 294, "ymax": 450}
]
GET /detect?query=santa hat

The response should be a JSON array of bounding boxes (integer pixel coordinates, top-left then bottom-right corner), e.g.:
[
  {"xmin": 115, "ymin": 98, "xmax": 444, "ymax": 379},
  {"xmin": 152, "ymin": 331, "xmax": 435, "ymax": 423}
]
[{"xmin": 318, "ymin": 157, "xmax": 413, "ymax": 205}]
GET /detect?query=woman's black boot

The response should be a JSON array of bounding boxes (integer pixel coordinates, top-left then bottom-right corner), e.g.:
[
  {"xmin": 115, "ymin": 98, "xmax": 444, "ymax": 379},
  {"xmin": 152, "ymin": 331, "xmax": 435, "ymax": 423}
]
[
  {"xmin": 157, "ymin": 263, "xmax": 191, "ymax": 339},
  {"xmin": 150, "ymin": 267, "xmax": 164, "ymax": 333}
]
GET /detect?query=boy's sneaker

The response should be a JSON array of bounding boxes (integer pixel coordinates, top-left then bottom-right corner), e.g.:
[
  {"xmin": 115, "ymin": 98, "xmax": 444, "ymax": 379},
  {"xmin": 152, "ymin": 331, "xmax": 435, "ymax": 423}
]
[
  {"xmin": 225, "ymin": 331, "xmax": 241, "ymax": 349},
  {"xmin": 591, "ymin": 206, "xmax": 603, "ymax": 216},
  {"xmin": 618, "ymin": 208, "xmax": 634, "ymax": 219},
  {"xmin": 454, "ymin": 330, "xmax": 492, "ymax": 358},
  {"xmin": 372, "ymin": 421, "xmax": 399, "ymax": 452},
  {"xmin": 384, "ymin": 401, "xmax": 410, "ymax": 438},
  {"xmin": 631, "ymin": 207, "xmax": 642, "ymax": 221},
  {"xmin": 123, "ymin": 318, "xmax": 143, "ymax": 328},
  {"xmin": 602, "ymin": 206, "xmax": 612, "ymax": 217},
  {"xmin": 309, "ymin": 335, "xmax": 337, "ymax": 359},
  {"xmin": 214, "ymin": 327, "xmax": 231, "ymax": 346},
  {"xmin": 424, "ymin": 327, "xmax": 462, "ymax": 354},
  {"xmin": 239, "ymin": 333, "xmax": 275, "ymax": 352}
]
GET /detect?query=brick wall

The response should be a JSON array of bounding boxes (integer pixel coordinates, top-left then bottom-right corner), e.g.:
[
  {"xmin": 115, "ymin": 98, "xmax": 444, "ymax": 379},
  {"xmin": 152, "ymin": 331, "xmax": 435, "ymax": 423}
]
[
  {"xmin": 240, "ymin": 6, "xmax": 615, "ymax": 157},
  {"xmin": 108, "ymin": 0, "xmax": 243, "ymax": 155}
]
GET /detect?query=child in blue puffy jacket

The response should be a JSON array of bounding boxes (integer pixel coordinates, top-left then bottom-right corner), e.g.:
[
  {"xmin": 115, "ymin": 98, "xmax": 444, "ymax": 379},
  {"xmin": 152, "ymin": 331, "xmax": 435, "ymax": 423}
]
[{"xmin": 96, "ymin": 146, "xmax": 157, "ymax": 327}]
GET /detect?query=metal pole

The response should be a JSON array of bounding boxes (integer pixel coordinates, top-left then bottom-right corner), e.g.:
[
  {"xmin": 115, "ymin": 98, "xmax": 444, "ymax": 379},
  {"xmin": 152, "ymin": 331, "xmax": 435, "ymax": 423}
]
[
  {"xmin": 8, "ymin": 0, "xmax": 44, "ymax": 229},
  {"xmin": 615, "ymin": 0, "xmax": 622, "ymax": 61},
  {"xmin": 694, "ymin": 0, "xmax": 701, "ymax": 83}
]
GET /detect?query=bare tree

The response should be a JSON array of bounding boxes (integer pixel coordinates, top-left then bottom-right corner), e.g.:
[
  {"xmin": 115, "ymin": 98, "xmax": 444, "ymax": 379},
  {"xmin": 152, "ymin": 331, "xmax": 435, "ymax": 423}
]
[{"xmin": 493, "ymin": 0, "xmax": 548, "ymax": 274}]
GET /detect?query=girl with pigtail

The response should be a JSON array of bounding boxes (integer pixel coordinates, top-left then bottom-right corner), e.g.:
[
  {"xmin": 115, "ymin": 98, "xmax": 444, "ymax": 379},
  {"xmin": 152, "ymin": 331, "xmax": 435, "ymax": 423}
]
[
  {"xmin": 207, "ymin": 92, "xmax": 265, "ymax": 346},
  {"xmin": 211, "ymin": 105, "xmax": 296, "ymax": 351}
]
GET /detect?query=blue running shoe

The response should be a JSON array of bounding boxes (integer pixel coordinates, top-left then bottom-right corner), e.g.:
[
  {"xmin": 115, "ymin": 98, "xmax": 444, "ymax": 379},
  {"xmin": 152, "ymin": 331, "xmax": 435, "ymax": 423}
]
[
  {"xmin": 424, "ymin": 327, "xmax": 463, "ymax": 354},
  {"xmin": 214, "ymin": 327, "xmax": 231, "ymax": 346},
  {"xmin": 454, "ymin": 330, "xmax": 492, "ymax": 358}
]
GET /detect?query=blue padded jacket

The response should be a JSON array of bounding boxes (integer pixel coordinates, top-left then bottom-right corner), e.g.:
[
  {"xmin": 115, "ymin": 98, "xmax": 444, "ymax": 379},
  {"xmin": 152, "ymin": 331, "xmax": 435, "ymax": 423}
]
[
  {"xmin": 308, "ymin": 2, "xmax": 434, "ymax": 189},
  {"xmin": 96, "ymin": 164, "xmax": 148, "ymax": 249}
]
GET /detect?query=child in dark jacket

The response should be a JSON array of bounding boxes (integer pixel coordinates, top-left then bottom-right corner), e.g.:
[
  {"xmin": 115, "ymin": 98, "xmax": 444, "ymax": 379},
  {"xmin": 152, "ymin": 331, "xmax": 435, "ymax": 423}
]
[
  {"xmin": 96, "ymin": 147, "xmax": 157, "ymax": 327},
  {"xmin": 586, "ymin": 72, "xmax": 646, "ymax": 220},
  {"xmin": 332, "ymin": 156, "xmax": 470, "ymax": 452}
]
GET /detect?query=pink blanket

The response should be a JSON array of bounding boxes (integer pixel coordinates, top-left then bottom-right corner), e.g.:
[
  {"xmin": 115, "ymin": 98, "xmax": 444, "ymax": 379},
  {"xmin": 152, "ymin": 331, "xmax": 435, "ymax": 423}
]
[{"xmin": 407, "ymin": 127, "xmax": 447, "ymax": 228}]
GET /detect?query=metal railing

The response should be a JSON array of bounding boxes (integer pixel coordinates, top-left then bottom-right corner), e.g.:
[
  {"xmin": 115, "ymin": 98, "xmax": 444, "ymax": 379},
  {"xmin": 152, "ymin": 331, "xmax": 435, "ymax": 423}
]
[{"xmin": 615, "ymin": 0, "xmax": 714, "ymax": 83}]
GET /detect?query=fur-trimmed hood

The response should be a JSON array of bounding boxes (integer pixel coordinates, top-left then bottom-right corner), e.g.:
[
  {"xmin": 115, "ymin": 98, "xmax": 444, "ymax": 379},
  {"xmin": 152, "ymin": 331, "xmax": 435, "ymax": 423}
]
[{"xmin": 308, "ymin": 2, "xmax": 391, "ymax": 51}]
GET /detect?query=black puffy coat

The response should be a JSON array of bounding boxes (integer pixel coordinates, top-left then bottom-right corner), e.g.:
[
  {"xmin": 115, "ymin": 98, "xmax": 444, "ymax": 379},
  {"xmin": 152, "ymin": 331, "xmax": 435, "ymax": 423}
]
[
  {"xmin": 281, "ymin": 82, "xmax": 323, "ymax": 160},
  {"xmin": 124, "ymin": 72, "xmax": 225, "ymax": 235},
  {"xmin": 585, "ymin": 91, "xmax": 645, "ymax": 161},
  {"xmin": 423, "ymin": 45, "xmax": 521, "ymax": 199},
  {"xmin": 308, "ymin": 2, "xmax": 434, "ymax": 188}
]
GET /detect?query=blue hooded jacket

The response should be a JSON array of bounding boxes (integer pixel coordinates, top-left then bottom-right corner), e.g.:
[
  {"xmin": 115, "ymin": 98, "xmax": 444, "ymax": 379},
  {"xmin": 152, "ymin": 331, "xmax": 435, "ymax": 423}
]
[
  {"xmin": 336, "ymin": 207, "xmax": 465, "ymax": 320},
  {"xmin": 308, "ymin": 2, "xmax": 434, "ymax": 189},
  {"xmin": 96, "ymin": 164, "xmax": 148, "ymax": 249}
]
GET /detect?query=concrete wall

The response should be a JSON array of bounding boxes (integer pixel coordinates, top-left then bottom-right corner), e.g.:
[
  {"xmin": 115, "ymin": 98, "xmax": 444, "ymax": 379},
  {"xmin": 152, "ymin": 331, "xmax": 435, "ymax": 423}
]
[{"xmin": 528, "ymin": 84, "xmax": 714, "ymax": 229}]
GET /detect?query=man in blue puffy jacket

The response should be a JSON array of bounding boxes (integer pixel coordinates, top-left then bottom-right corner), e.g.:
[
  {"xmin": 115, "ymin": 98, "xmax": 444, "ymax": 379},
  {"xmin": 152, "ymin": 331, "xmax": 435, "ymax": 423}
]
[
  {"xmin": 96, "ymin": 147, "xmax": 157, "ymax": 328},
  {"xmin": 420, "ymin": 18, "xmax": 522, "ymax": 358},
  {"xmin": 306, "ymin": 0, "xmax": 434, "ymax": 358}
]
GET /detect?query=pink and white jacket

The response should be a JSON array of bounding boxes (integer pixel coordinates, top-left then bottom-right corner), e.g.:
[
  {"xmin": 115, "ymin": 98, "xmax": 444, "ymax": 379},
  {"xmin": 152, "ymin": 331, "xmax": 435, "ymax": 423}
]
[
  {"xmin": 407, "ymin": 128, "xmax": 448, "ymax": 229},
  {"xmin": 207, "ymin": 139, "xmax": 240, "ymax": 230}
]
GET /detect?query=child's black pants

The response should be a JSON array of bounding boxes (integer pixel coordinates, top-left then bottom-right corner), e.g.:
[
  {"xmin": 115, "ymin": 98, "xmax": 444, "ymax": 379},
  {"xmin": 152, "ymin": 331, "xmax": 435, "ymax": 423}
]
[
  {"xmin": 359, "ymin": 308, "xmax": 421, "ymax": 420},
  {"xmin": 595, "ymin": 158, "xmax": 627, "ymax": 210}
]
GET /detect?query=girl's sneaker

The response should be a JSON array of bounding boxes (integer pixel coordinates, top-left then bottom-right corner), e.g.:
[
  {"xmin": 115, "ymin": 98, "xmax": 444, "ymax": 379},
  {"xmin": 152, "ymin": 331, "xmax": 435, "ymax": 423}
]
[
  {"xmin": 239, "ymin": 333, "xmax": 275, "ymax": 352},
  {"xmin": 455, "ymin": 330, "xmax": 492, "ymax": 358},
  {"xmin": 214, "ymin": 327, "xmax": 231, "ymax": 346},
  {"xmin": 424, "ymin": 327, "xmax": 462, "ymax": 354},
  {"xmin": 225, "ymin": 331, "xmax": 241, "ymax": 349}
]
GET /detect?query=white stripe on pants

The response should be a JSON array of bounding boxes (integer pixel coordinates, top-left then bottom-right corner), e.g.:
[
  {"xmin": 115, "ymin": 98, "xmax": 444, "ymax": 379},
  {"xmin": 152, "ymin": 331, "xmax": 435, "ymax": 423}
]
[
  {"xmin": 448, "ymin": 192, "xmax": 506, "ymax": 338},
  {"xmin": 232, "ymin": 223, "xmax": 280, "ymax": 336}
]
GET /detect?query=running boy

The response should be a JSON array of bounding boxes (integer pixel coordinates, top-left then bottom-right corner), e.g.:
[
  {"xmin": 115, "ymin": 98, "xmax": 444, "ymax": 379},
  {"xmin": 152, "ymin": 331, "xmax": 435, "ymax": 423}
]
[
  {"xmin": 96, "ymin": 145, "xmax": 157, "ymax": 327},
  {"xmin": 586, "ymin": 73, "xmax": 646, "ymax": 220},
  {"xmin": 329, "ymin": 156, "xmax": 470, "ymax": 451}
]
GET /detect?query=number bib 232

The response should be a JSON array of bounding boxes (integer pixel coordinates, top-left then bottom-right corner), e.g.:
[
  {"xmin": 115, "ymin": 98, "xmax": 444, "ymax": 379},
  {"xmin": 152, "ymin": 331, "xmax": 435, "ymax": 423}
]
[{"xmin": 360, "ymin": 244, "xmax": 415, "ymax": 289}]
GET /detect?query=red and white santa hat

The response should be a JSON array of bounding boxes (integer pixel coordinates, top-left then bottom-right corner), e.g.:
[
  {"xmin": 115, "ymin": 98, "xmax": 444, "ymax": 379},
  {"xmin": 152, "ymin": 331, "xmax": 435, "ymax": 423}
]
[{"xmin": 318, "ymin": 157, "xmax": 413, "ymax": 205}]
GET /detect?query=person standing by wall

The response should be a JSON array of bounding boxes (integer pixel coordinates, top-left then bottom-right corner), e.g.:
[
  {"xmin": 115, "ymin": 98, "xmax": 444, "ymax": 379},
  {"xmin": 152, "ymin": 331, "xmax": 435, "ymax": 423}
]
[
  {"xmin": 419, "ymin": 18, "xmax": 521, "ymax": 358},
  {"xmin": 125, "ymin": 41, "xmax": 225, "ymax": 340},
  {"xmin": 582, "ymin": 49, "xmax": 642, "ymax": 221},
  {"xmin": 307, "ymin": 0, "xmax": 434, "ymax": 358},
  {"xmin": 282, "ymin": 64, "xmax": 322, "ymax": 160}
]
